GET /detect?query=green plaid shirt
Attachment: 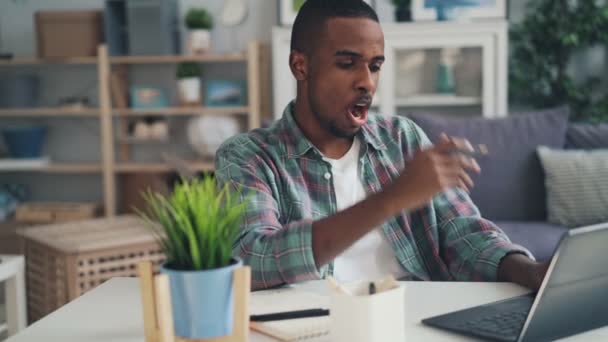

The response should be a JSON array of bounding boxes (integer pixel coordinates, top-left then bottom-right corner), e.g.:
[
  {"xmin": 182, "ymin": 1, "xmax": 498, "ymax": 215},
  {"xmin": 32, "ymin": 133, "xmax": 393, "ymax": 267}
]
[{"xmin": 215, "ymin": 102, "xmax": 530, "ymax": 290}]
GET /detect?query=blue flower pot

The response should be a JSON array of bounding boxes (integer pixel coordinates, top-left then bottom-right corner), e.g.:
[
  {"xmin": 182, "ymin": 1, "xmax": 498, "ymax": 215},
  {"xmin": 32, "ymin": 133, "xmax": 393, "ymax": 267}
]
[
  {"xmin": 1, "ymin": 126, "xmax": 47, "ymax": 158},
  {"xmin": 161, "ymin": 258, "xmax": 243, "ymax": 339}
]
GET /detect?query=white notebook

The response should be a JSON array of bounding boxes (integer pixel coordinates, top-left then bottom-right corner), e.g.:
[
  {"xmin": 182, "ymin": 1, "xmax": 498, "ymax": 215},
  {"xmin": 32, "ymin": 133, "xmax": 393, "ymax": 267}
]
[{"xmin": 249, "ymin": 287, "xmax": 330, "ymax": 341}]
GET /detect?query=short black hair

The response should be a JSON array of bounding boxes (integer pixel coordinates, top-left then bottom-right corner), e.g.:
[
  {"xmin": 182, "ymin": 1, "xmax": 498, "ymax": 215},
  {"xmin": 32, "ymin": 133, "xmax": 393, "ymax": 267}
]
[{"xmin": 290, "ymin": 0, "xmax": 379, "ymax": 54}]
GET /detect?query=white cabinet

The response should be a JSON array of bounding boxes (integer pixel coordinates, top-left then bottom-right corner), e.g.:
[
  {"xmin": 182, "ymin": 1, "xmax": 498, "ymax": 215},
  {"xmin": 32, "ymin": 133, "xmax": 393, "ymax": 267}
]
[{"xmin": 272, "ymin": 20, "xmax": 508, "ymax": 119}]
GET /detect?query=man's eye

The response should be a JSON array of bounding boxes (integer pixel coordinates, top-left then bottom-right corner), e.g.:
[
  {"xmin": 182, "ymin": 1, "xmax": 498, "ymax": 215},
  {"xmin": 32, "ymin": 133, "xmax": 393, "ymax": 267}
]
[
  {"xmin": 370, "ymin": 64, "xmax": 382, "ymax": 72},
  {"xmin": 337, "ymin": 62, "xmax": 354, "ymax": 69}
]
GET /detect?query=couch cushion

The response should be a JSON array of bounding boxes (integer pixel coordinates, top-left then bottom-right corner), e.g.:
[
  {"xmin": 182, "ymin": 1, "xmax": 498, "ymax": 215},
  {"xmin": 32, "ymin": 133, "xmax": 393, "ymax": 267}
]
[
  {"xmin": 496, "ymin": 221, "xmax": 568, "ymax": 261},
  {"xmin": 537, "ymin": 147, "xmax": 608, "ymax": 228},
  {"xmin": 408, "ymin": 107, "xmax": 570, "ymax": 221},
  {"xmin": 566, "ymin": 123, "xmax": 608, "ymax": 149}
]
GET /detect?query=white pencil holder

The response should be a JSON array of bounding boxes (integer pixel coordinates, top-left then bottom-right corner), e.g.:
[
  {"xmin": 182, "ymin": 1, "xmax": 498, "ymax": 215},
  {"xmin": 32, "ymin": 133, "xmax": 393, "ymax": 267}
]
[{"xmin": 330, "ymin": 282, "xmax": 406, "ymax": 342}]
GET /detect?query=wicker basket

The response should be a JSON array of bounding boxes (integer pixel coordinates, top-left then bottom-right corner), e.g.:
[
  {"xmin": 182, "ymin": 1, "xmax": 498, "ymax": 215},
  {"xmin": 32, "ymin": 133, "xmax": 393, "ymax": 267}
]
[{"xmin": 17, "ymin": 215, "xmax": 165, "ymax": 322}]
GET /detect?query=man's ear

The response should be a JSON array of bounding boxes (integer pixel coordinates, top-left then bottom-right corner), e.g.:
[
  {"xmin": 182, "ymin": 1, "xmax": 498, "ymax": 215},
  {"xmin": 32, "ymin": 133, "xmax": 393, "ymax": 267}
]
[{"xmin": 289, "ymin": 50, "xmax": 307, "ymax": 81}]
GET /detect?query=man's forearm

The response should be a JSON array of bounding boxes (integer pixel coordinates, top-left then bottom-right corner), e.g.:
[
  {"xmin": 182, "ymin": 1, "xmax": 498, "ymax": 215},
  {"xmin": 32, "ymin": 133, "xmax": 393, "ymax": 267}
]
[
  {"xmin": 498, "ymin": 253, "xmax": 549, "ymax": 291},
  {"xmin": 311, "ymin": 190, "xmax": 406, "ymax": 267}
]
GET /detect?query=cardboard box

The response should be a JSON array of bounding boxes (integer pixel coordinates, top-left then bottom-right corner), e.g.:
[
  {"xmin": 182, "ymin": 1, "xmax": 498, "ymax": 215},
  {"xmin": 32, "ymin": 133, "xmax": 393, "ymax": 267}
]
[{"xmin": 35, "ymin": 10, "xmax": 103, "ymax": 58}]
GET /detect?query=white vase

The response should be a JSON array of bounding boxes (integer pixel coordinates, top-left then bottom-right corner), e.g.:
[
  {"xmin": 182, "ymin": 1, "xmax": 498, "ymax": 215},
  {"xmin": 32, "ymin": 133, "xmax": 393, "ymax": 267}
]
[
  {"xmin": 177, "ymin": 77, "xmax": 201, "ymax": 105},
  {"xmin": 187, "ymin": 29, "xmax": 211, "ymax": 55}
]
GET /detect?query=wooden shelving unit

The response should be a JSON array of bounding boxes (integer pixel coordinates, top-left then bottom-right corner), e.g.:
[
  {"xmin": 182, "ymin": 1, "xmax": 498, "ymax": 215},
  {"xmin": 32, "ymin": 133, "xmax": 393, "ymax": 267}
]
[{"xmin": 0, "ymin": 42, "xmax": 271, "ymax": 217}]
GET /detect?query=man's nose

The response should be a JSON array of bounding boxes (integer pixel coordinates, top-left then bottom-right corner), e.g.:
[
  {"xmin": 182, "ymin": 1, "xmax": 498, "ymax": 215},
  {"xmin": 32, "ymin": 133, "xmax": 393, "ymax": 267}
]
[{"xmin": 355, "ymin": 66, "xmax": 375, "ymax": 93}]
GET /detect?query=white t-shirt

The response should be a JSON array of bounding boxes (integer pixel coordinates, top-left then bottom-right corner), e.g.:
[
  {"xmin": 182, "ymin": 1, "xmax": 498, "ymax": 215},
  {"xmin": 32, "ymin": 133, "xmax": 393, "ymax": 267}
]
[{"xmin": 322, "ymin": 138, "xmax": 407, "ymax": 283}]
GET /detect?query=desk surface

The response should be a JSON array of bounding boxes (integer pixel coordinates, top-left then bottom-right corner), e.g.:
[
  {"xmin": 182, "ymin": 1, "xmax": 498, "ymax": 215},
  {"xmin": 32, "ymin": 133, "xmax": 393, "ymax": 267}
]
[{"xmin": 7, "ymin": 278, "xmax": 608, "ymax": 341}]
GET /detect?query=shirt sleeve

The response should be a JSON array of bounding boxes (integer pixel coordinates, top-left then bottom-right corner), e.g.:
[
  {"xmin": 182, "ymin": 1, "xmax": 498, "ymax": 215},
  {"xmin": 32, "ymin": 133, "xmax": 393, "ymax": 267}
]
[
  {"xmin": 215, "ymin": 140, "xmax": 321, "ymax": 290},
  {"xmin": 433, "ymin": 189, "xmax": 533, "ymax": 281},
  {"xmin": 408, "ymin": 121, "xmax": 533, "ymax": 281}
]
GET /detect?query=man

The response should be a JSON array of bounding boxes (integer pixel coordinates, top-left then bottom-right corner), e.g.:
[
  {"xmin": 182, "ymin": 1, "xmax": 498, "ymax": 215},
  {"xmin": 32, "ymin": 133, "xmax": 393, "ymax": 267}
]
[{"xmin": 215, "ymin": 0, "xmax": 548, "ymax": 291}]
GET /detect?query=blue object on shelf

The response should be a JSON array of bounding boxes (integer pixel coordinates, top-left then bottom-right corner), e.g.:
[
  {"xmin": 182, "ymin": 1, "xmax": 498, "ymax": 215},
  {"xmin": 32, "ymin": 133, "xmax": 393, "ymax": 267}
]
[
  {"xmin": 1, "ymin": 126, "xmax": 47, "ymax": 158},
  {"xmin": 205, "ymin": 80, "xmax": 247, "ymax": 107},
  {"xmin": 130, "ymin": 86, "xmax": 169, "ymax": 109}
]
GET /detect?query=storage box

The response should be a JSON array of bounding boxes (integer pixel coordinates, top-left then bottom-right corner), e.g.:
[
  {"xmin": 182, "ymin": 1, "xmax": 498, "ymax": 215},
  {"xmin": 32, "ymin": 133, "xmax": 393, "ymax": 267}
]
[
  {"xmin": 35, "ymin": 10, "xmax": 103, "ymax": 58},
  {"xmin": 17, "ymin": 215, "xmax": 165, "ymax": 322},
  {"xmin": 105, "ymin": 0, "xmax": 180, "ymax": 56},
  {"xmin": 15, "ymin": 202, "xmax": 100, "ymax": 224}
]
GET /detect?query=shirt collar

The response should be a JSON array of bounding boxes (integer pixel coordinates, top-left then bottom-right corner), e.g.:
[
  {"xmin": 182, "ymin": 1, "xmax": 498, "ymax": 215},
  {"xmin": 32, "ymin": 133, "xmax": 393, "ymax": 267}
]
[{"xmin": 277, "ymin": 100, "xmax": 386, "ymax": 159}]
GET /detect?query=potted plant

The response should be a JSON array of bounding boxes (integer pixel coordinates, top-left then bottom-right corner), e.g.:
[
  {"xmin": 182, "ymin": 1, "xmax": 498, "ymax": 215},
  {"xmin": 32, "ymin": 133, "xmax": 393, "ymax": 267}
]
[
  {"xmin": 176, "ymin": 62, "xmax": 202, "ymax": 105},
  {"xmin": 392, "ymin": 0, "xmax": 411, "ymax": 22},
  {"xmin": 137, "ymin": 176, "xmax": 247, "ymax": 340},
  {"xmin": 185, "ymin": 8, "xmax": 214, "ymax": 55}
]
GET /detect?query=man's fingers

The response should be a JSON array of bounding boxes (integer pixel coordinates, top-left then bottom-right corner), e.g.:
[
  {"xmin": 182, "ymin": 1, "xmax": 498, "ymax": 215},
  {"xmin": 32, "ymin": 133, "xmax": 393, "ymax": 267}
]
[
  {"xmin": 438, "ymin": 154, "xmax": 481, "ymax": 174},
  {"xmin": 435, "ymin": 134, "xmax": 476, "ymax": 156}
]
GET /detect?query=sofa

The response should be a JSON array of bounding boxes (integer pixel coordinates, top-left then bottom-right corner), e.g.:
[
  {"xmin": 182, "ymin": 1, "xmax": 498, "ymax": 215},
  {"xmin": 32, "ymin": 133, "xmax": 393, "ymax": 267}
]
[{"xmin": 408, "ymin": 108, "xmax": 608, "ymax": 261}]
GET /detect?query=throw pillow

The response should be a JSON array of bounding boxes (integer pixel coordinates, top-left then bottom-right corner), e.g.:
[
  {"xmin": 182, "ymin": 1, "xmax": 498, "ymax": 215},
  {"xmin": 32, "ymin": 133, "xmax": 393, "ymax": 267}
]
[
  {"xmin": 537, "ymin": 146, "xmax": 608, "ymax": 228},
  {"xmin": 408, "ymin": 107, "xmax": 570, "ymax": 221},
  {"xmin": 566, "ymin": 123, "xmax": 608, "ymax": 149}
]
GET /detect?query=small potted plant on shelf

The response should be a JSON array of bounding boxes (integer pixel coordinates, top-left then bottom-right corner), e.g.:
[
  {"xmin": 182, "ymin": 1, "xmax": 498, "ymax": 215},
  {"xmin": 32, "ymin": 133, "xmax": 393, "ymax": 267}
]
[
  {"xmin": 185, "ymin": 7, "xmax": 214, "ymax": 55},
  {"xmin": 137, "ymin": 176, "xmax": 247, "ymax": 340},
  {"xmin": 176, "ymin": 62, "xmax": 202, "ymax": 106},
  {"xmin": 392, "ymin": 0, "xmax": 411, "ymax": 22}
]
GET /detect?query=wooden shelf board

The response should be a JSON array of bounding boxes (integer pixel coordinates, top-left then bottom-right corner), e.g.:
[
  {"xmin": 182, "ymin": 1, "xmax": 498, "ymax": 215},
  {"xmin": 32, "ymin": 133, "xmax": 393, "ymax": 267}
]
[
  {"xmin": 114, "ymin": 106, "xmax": 249, "ymax": 116},
  {"xmin": 110, "ymin": 53, "xmax": 247, "ymax": 64},
  {"xmin": 117, "ymin": 136, "xmax": 169, "ymax": 144},
  {"xmin": 0, "ymin": 57, "xmax": 98, "ymax": 65},
  {"xmin": 395, "ymin": 94, "xmax": 482, "ymax": 107},
  {"xmin": 44, "ymin": 163, "xmax": 103, "ymax": 173},
  {"xmin": 0, "ymin": 108, "xmax": 99, "ymax": 117},
  {"xmin": 115, "ymin": 162, "xmax": 214, "ymax": 173}
]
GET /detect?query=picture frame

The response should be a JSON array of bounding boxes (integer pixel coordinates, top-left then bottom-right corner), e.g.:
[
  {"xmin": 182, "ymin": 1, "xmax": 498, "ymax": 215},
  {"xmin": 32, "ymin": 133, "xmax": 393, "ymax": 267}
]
[
  {"xmin": 279, "ymin": 0, "xmax": 375, "ymax": 26},
  {"xmin": 204, "ymin": 80, "xmax": 246, "ymax": 107},
  {"xmin": 412, "ymin": 0, "xmax": 506, "ymax": 21}
]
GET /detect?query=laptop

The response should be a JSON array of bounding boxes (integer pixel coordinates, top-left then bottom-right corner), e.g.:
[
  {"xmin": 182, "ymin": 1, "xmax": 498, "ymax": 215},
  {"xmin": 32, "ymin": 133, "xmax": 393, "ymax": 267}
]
[{"xmin": 422, "ymin": 222, "xmax": 608, "ymax": 342}]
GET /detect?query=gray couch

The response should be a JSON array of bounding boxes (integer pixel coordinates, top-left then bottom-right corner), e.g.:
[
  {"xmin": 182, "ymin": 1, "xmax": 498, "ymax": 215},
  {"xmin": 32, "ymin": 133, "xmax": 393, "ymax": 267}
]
[{"xmin": 409, "ymin": 108, "xmax": 608, "ymax": 261}]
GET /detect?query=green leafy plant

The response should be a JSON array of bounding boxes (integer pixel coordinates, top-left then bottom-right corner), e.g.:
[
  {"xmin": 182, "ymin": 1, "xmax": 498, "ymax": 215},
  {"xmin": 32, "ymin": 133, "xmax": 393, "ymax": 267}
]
[
  {"xmin": 391, "ymin": 0, "xmax": 410, "ymax": 8},
  {"xmin": 185, "ymin": 8, "xmax": 214, "ymax": 30},
  {"xmin": 510, "ymin": 0, "xmax": 608, "ymax": 123},
  {"xmin": 137, "ymin": 176, "xmax": 247, "ymax": 271},
  {"xmin": 176, "ymin": 62, "xmax": 201, "ymax": 79}
]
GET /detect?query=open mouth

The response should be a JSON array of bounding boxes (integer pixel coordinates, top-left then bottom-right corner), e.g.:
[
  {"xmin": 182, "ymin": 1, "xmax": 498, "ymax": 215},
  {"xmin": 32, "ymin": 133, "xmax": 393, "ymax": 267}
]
[{"xmin": 347, "ymin": 100, "xmax": 370, "ymax": 126}]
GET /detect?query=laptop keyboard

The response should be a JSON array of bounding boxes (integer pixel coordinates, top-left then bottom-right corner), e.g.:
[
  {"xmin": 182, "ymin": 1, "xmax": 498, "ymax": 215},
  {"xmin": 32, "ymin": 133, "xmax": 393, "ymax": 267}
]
[
  {"xmin": 422, "ymin": 294, "xmax": 535, "ymax": 342},
  {"xmin": 460, "ymin": 310, "xmax": 528, "ymax": 337}
]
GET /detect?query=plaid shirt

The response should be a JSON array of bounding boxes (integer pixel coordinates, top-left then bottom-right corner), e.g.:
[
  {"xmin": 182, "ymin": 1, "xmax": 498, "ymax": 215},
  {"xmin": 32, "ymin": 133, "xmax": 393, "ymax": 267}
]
[{"xmin": 215, "ymin": 102, "xmax": 531, "ymax": 290}]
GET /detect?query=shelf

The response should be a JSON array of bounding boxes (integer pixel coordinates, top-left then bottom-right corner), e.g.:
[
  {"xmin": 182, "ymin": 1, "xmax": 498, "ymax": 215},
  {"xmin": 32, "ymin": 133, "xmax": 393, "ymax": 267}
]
[
  {"xmin": 0, "ymin": 57, "xmax": 98, "ymax": 65},
  {"xmin": 0, "ymin": 53, "xmax": 247, "ymax": 66},
  {"xmin": 395, "ymin": 94, "xmax": 482, "ymax": 107},
  {"xmin": 115, "ymin": 161, "xmax": 214, "ymax": 173},
  {"xmin": 114, "ymin": 106, "xmax": 249, "ymax": 117},
  {"xmin": 110, "ymin": 53, "xmax": 247, "ymax": 64},
  {"xmin": 0, "ymin": 157, "xmax": 50, "ymax": 171},
  {"xmin": 117, "ymin": 136, "xmax": 169, "ymax": 144},
  {"xmin": 0, "ymin": 163, "xmax": 101, "ymax": 173},
  {"xmin": 0, "ymin": 107, "xmax": 99, "ymax": 117}
]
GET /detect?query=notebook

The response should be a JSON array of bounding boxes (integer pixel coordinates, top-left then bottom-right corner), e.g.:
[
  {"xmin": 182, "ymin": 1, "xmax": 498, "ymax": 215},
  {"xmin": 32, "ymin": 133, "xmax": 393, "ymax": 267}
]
[{"xmin": 249, "ymin": 287, "xmax": 330, "ymax": 341}]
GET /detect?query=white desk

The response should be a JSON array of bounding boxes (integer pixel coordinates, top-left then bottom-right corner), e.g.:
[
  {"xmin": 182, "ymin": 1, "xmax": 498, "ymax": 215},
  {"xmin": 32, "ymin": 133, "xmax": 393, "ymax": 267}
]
[
  {"xmin": 0, "ymin": 255, "xmax": 26, "ymax": 337},
  {"xmin": 6, "ymin": 278, "xmax": 608, "ymax": 341}
]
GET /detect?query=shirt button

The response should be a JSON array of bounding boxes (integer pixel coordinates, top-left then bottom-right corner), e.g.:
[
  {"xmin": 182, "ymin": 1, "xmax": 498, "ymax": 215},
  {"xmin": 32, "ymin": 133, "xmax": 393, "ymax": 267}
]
[{"xmin": 324, "ymin": 172, "xmax": 331, "ymax": 180}]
